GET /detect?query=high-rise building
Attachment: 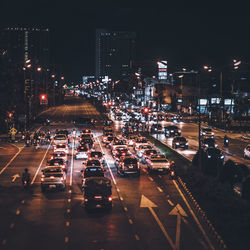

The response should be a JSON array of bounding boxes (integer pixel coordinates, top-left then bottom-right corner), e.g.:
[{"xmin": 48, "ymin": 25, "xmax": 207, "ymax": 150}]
[
  {"xmin": 0, "ymin": 27, "xmax": 50, "ymax": 67},
  {"xmin": 95, "ymin": 29, "xmax": 136, "ymax": 80}
]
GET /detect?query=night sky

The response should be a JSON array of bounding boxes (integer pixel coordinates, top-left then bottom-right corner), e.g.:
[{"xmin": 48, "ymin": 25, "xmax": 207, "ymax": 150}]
[{"xmin": 1, "ymin": 1, "xmax": 250, "ymax": 82}]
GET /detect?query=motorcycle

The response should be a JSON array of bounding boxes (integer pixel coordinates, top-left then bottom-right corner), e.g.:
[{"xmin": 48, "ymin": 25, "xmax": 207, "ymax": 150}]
[
  {"xmin": 22, "ymin": 178, "xmax": 31, "ymax": 189},
  {"xmin": 25, "ymin": 139, "xmax": 31, "ymax": 147}
]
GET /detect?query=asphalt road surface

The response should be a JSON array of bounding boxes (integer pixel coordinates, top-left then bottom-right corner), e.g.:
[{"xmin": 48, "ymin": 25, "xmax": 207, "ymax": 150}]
[{"xmin": 0, "ymin": 97, "xmax": 221, "ymax": 250}]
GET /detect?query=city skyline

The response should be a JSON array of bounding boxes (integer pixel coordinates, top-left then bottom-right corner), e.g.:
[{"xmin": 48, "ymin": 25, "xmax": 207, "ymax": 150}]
[{"xmin": 1, "ymin": 3, "xmax": 250, "ymax": 82}]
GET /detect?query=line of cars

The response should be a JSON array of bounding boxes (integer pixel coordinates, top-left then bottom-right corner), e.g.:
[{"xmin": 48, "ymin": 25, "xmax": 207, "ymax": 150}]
[{"xmin": 41, "ymin": 130, "xmax": 70, "ymax": 192}]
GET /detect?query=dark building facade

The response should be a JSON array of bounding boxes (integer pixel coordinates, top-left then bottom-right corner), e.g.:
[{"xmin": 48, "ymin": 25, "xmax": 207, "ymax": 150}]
[
  {"xmin": 95, "ymin": 29, "xmax": 136, "ymax": 80},
  {"xmin": 0, "ymin": 27, "xmax": 51, "ymax": 131}
]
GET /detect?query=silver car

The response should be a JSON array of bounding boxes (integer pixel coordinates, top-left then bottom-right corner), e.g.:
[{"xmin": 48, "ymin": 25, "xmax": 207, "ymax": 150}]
[
  {"xmin": 41, "ymin": 166, "xmax": 66, "ymax": 191},
  {"xmin": 146, "ymin": 154, "xmax": 170, "ymax": 172}
]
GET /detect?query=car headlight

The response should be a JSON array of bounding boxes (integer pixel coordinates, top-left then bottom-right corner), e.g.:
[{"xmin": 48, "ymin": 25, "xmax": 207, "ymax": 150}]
[
  {"xmin": 178, "ymin": 130, "xmax": 181, "ymax": 133},
  {"xmin": 208, "ymin": 155, "xmax": 211, "ymax": 158},
  {"xmin": 176, "ymin": 143, "xmax": 179, "ymax": 145},
  {"xmin": 221, "ymin": 155, "xmax": 224, "ymax": 159},
  {"xmin": 185, "ymin": 142, "xmax": 188, "ymax": 145},
  {"xmin": 211, "ymin": 132, "xmax": 214, "ymax": 135}
]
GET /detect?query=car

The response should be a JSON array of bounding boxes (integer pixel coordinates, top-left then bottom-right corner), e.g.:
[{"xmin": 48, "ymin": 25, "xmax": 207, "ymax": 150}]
[
  {"xmin": 82, "ymin": 177, "xmax": 112, "ymax": 211},
  {"xmin": 84, "ymin": 159, "xmax": 103, "ymax": 169},
  {"xmin": 111, "ymin": 138, "xmax": 127, "ymax": 153},
  {"xmin": 146, "ymin": 154, "xmax": 170, "ymax": 173},
  {"xmin": 137, "ymin": 144, "xmax": 154, "ymax": 158},
  {"xmin": 113, "ymin": 147, "xmax": 132, "ymax": 166},
  {"xmin": 115, "ymin": 113, "xmax": 123, "ymax": 121},
  {"xmin": 172, "ymin": 137, "xmax": 188, "ymax": 149},
  {"xmin": 54, "ymin": 134, "xmax": 68, "ymax": 144},
  {"xmin": 103, "ymin": 135, "xmax": 114, "ymax": 148},
  {"xmin": 41, "ymin": 166, "xmax": 66, "ymax": 191},
  {"xmin": 200, "ymin": 127, "xmax": 214, "ymax": 138},
  {"xmin": 54, "ymin": 143, "xmax": 69, "ymax": 154},
  {"xmin": 164, "ymin": 126, "xmax": 181, "ymax": 137},
  {"xmin": 75, "ymin": 145, "xmax": 89, "ymax": 159},
  {"xmin": 116, "ymin": 156, "xmax": 140, "ymax": 176},
  {"xmin": 200, "ymin": 137, "xmax": 217, "ymax": 149},
  {"xmin": 89, "ymin": 151, "xmax": 106, "ymax": 166},
  {"xmin": 150, "ymin": 124, "xmax": 163, "ymax": 134},
  {"xmin": 81, "ymin": 129, "xmax": 92, "ymax": 136},
  {"xmin": 133, "ymin": 137, "xmax": 148, "ymax": 151},
  {"xmin": 243, "ymin": 145, "xmax": 250, "ymax": 159},
  {"xmin": 102, "ymin": 132, "xmax": 114, "ymax": 144},
  {"xmin": 73, "ymin": 117, "xmax": 95, "ymax": 126},
  {"xmin": 47, "ymin": 158, "xmax": 67, "ymax": 172},
  {"xmin": 82, "ymin": 166, "xmax": 105, "ymax": 181},
  {"xmin": 79, "ymin": 136, "xmax": 94, "ymax": 149},
  {"xmin": 125, "ymin": 134, "xmax": 138, "ymax": 147},
  {"xmin": 141, "ymin": 149, "xmax": 158, "ymax": 164},
  {"xmin": 205, "ymin": 147, "xmax": 224, "ymax": 163},
  {"xmin": 50, "ymin": 151, "xmax": 68, "ymax": 163}
]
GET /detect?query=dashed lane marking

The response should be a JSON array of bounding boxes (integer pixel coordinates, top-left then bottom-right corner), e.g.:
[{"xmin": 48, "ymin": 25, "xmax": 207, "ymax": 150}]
[
  {"xmin": 148, "ymin": 176, "xmax": 154, "ymax": 182},
  {"xmin": 66, "ymin": 221, "xmax": 70, "ymax": 227},
  {"xmin": 120, "ymin": 196, "xmax": 124, "ymax": 201},
  {"xmin": 167, "ymin": 200, "xmax": 174, "ymax": 206},
  {"xmin": 157, "ymin": 186, "xmax": 163, "ymax": 192},
  {"xmin": 124, "ymin": 207, "xmax": 128, "ymax": 212},
  {"xmin": 67, "ymin": 199, "xmax": 71, "ymax": 203},
  {"xmin": 135, "ymin": 234, "xmax": 140, "ymax": 241},
  {"xmin": 66, "ymin": 209, "xmax": 71, "ymax": 213},
  {"xmin": 2, "ymin": 239, "xmax": 7, "ymax": 245},
  {"xmin": 65, "ymin": 236, "xmax": 69, "ymax": 243},
  {"xmin": 129, "ymin": 219, "xmax": 133, "ymax": 224},
  {"xmin": 16, "ymin": 209, "xmax": 20, "ymax": 215}
]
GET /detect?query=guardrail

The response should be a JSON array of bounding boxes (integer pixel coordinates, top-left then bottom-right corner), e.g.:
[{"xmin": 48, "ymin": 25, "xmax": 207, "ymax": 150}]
[{"xmin": 145, "ymin": 133, "xmax": 228, "ymax": 249}]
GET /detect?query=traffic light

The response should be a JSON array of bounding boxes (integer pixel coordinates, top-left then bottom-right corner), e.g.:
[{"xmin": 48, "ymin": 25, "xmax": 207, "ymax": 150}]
[
  {"xmin": 40, "ymin": 94, "xmax": 48, "ymax": 105},
  {"xmin": 143, "ymin": 107, "xmax": 149, "ymax": 114}
]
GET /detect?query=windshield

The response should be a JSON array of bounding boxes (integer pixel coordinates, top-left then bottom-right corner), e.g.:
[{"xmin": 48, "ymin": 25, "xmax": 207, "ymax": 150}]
[
  {"xmin": 86, "ymin": 160, "xmax": 101, "ymax": 166},
  {"xmin": 146, "ymin": 150, "xmax": 157, "ymax": 155},
  {"xmin": 90, "ymin": 152, "xmax": 102, "ymax": 157},
  {"xmin": 124, "ymin": 158, "xmax": 137, "ymax": 164}
]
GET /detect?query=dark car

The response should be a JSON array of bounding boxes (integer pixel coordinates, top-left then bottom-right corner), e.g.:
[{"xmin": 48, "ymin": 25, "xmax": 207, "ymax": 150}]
[
  {"xmin": 150, "ymin": 124, "xmax": 163, "ymax": 134},
  {"xmin": 205, "ymin": 147, "xmax": 224, "ymax": 163},
  {"xmin": 73, "ymin": 117, "xmax": 95, "ymax": 126},
  {"xmin": 200, "ymin": 137, "xmax": 217, "ymax": 149},
  {"xmin": 164, "ymin": 125, "xmax": 181, "ymax": 137},
  {"xmin": 83, "ymin": 177, "xmax": 112, "ymax": 211},
  {"xmin": 82, "ymin": 166, "xmax": 105, "ymax": 180},
  {"xmin": 117, "ymin": 156, "xmax": 140, "ymax": 176},
  {"xmin": 172, "ymin": 136, "xmax": 188, "ymax": 149},
  {"xmin": 47, "ymin": 158, "xmax": 68, "ymax": 172}
]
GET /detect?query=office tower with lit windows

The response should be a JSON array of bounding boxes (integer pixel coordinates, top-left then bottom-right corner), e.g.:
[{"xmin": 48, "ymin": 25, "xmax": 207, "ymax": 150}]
[{"xmin": 95, "ymin": 29, "xmax": 136, "ymax": 80}]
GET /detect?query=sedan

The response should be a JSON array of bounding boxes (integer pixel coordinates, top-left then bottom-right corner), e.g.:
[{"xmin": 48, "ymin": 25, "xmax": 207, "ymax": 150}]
[{"xmin": 172, "ymin": 136, "xmax": 188, "ymax": 149}]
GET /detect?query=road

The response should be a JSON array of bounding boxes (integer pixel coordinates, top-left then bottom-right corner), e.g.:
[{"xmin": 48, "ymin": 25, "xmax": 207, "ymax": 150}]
[
  {"xmin": 0, "ymin": 97, "xmax": 220, "ymax": 250},
  {"xmin": 119, "ymin": 119, "xmax": 250, "ymax": 168}
]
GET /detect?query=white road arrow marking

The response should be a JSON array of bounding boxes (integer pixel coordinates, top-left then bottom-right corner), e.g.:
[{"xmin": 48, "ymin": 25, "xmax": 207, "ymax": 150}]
[
  {"xmin": 169, "ymin": 204, "xmax": 188, "ymax": 250},
  {"xmin": 140, "ymin": 195, "xmax": 175, "ymax": 249},
  {"xmin": 12, "ymin": 174, "xmax": 20, "ymax": 183}
]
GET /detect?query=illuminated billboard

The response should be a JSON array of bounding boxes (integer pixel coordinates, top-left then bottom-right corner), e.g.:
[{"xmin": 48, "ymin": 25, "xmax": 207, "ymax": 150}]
[{"xmin": 157, "ymin": 60, "xmax": 167, "ymax": 79}]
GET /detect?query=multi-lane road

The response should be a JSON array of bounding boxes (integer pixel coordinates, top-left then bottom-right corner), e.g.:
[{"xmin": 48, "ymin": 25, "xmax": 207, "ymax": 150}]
[{"xmin": 0, "ymin": 97, "xmax": 227, "ymax": 250}]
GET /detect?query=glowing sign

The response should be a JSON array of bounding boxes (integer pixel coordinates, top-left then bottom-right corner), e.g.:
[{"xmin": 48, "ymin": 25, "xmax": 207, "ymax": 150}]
[{"xmin": 158, "ymin": 60, "xmax": 167, "ymax": 79}]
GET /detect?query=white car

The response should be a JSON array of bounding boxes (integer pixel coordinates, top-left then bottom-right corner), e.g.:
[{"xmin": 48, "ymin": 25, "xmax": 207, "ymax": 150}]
[
  {"xmin": 200, "ymin": 128, "xmax": 214, "ymax": 138},
  {"xmin": 146, "ymin": 154, "xmax": 170, "ymax": 172},
  {"xmin": 243, "ymin": 145, "xmax": 250, "ymax": 158},
  {"xmin": 133, "ymin": 137, "xmax": 148, "ymax": 152},
  {"xmin": 126, "ymin": 134, "xmax": 138, "ymax": 147},
  {"xmin": 54, "ymin": 143, "xmax": 69, "ymax": 154},
  {"xmin": 54, "ymin": 134, "xmax": 68, "ymax": 145}
]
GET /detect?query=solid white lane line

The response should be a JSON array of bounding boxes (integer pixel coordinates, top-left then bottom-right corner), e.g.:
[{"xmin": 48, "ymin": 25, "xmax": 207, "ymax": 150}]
[
  {"xmin": 70, "ymin": 136, "xmax": 75, "ymax": 187},
  {"xmin": 157, "ymin": 186, "xmax": 163, "ymax": 192},
  {"xmin": 31, "ymin": 140, "xmax": 52, "ymax": 185},
  {"xmin": 96, "ymin": 137, "xmax": 117, "ymax": 185},
  {"xmin": 172, "ymin": 180, "xmax": 215, "ymax": 250},
  {"xmin": 149, "ymin": 207, "xmax": 175, "ymax": 249},
  {"xmin": 0, "ymin": 146, "xmax": 24, "ymax": 175},
  {"xmin": 167, "ymin": 199, "xmax": 174, "ymax": 206}
]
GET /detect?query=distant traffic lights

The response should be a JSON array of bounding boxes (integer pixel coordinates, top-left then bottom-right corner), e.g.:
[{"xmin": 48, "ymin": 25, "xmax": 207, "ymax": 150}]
[
  {"xmin": 143, "ymin": 107, "xmax": 149, "ymax": 114},
  {"xmin": 40, "ymin": 94, "xmax": 48, "ymax": 105}
]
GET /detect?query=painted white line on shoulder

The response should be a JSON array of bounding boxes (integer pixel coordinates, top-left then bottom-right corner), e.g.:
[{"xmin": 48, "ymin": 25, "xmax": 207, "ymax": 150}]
[
  {"xmin": 172, "ymin": 180, "xmax": 215, "ymax": 250},
  {"xmin": 167, "ymin": 199, "xmax": 174, "ymax": 206},
  {"xmin": 157, "ymin": 186, "xmax": 163, "ymax": 192},
  {"xmin": 31, "ymin": 140, "xmax": 52, "ymax": 185},
  {"xmin": 0, "ymin": 145, "xmax": 24, "ymax": 175}
]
